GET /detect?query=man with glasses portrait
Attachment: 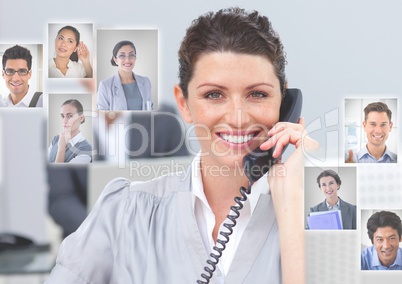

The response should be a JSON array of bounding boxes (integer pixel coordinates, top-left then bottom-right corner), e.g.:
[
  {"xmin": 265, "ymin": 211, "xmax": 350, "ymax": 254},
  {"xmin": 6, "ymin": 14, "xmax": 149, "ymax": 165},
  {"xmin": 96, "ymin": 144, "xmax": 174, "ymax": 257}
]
[{"xmin": 1, "ymin": 45, "xmax": 43, "ymax": 107}]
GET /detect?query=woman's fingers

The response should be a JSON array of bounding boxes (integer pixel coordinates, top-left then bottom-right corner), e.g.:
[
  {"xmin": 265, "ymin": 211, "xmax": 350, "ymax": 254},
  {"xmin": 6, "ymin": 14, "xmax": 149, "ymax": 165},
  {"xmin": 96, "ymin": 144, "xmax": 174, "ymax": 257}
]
[
  {"xmin": 268, "ymin": 121, "xmax": 304, "ymax": 137},
  {"xmin": 59, "ymin": 130, "xmax": 71, "ymax": 143},
  {"xmin": 260, "ymin": 122, "xmax": 303, "ymax": 156},
  {"xmin": 259, "ymin": 119, "xmax": 319, "ymax": 158},
  {"xmin": 77, "ymin": 42, "xmax": 89, "ymax": 58}
]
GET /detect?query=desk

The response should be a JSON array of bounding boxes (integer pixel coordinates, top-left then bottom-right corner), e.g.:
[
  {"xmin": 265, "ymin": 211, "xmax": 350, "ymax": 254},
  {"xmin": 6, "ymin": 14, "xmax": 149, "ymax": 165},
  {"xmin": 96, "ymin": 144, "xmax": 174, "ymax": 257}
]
[{"xmin": 0, "ymin": 245, "xmax": 54, "ymax": 275}]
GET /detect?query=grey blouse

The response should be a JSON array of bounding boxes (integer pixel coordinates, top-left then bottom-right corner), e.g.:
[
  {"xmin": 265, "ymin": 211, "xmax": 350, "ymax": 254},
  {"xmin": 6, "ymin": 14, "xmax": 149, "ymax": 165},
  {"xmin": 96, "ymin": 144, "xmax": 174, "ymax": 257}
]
[
  {"xmin": 48, "ymin": 135, "xmax": 92, "ymax": 163},
  {"xmin": 45, "ymin": 170, "xmax": 281, "ymax": 283},
  {"xmin": 122, "ymin": 81, "xmax": 143, "ymax": 110}
]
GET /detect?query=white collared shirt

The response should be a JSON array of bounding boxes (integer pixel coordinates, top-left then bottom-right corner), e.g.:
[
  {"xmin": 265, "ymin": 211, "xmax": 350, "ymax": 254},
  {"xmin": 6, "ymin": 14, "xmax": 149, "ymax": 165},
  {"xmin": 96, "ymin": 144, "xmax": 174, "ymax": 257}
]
[
  {"xmin": 326, "ymin": 198, "xmax": 340, "ymax": 210},
  {"xmin": 48, "ymin": 59, "xmax": 86, "ymax": 78},
  {"xmin": 191, "ymin": 153, "xmax": 269, "ymax": 282},
  {"xmin": 4, "ymin": 86, "xmax": 43, "ymax": 107}
]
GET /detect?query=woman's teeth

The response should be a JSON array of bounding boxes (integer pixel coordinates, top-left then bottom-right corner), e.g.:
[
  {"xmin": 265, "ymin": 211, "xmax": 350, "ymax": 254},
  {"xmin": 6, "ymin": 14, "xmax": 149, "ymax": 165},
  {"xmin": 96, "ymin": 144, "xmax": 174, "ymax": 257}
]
[{"xmin": 220, "ymin": 133, "xmax": 254, "ymax": 144}]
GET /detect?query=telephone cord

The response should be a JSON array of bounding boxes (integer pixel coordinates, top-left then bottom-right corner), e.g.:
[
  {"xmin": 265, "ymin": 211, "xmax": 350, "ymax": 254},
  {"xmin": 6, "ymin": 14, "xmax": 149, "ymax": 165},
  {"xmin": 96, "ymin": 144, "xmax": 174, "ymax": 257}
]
[{"xmin": 196, "ymin": 180, "xmax": 252, "ymax": 284}]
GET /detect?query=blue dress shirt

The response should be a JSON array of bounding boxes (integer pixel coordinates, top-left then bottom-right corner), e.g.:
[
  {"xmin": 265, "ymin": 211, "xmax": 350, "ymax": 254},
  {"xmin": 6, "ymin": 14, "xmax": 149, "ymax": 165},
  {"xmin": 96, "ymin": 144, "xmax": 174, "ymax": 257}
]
[
  {"xmin": 361, "ymin": 246, "xmax": 402, "ymax": 270},
  {"xmin": 354, "ymin": 145, "xmax": 397, "ymax": 163}
]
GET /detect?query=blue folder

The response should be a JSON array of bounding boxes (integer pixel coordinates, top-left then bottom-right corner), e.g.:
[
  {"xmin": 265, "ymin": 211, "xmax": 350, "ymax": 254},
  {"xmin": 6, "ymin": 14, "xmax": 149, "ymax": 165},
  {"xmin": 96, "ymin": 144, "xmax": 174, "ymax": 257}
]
[{"xmin": 307, "ymin": 210, "xmax": 343, "ymax": 230}]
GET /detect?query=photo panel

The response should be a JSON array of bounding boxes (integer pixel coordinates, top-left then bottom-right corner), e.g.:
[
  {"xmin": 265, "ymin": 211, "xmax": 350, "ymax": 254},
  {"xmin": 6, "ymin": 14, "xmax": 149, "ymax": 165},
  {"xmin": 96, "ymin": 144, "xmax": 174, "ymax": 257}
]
[
  {"xmin": 48, "ymin": 93, "xmax": 93, "ymax": 163},
  {"xmin": 96, "ymin": 29, "xmax": 158, "ymax": 111},
  {"xmin": 361, "ymin": 209, "xmax": 402, "ymax": 270},
  {"xmin": 48, "ymin": 23, "xmax": 94, "ymax": 79},
  {"xmin": 0, "ymin": 44, "xmax": 43, "ymax": 107},
  {"xmin": 305, "ymin": 166, "xmax": 357, "ymax": 230},
  {"xmin": 345, "ymin": 98, "xmax": 398, "ymax": 163}
]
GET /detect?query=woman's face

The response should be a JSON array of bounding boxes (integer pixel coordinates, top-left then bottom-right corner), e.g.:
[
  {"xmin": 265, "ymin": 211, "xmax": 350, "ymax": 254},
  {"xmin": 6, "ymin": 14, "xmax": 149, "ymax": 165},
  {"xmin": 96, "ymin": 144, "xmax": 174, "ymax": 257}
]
[
  {"xmin": 114, "ymin": 45, "xmax": 136, "ymax": 73},
  {"xmin": 319, "ymin": 176, "xmax": 339, "ymax": 199},
  {"xmin": 55, "ymin": 29, "xmax": 78, "ymax": 59},
  {"xmin": 175, "ymin": 52, "xmax": 282, "ymax": 169},
  {"xmin": 60, "ymin": 104, "xmax": 83, "ymax": 135}
]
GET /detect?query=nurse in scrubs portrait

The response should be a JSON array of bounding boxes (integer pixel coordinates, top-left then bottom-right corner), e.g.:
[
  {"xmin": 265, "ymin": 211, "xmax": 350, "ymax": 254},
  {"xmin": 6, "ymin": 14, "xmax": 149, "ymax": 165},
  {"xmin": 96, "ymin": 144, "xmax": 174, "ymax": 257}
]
[{"xmin": 46, "ymin": 7, "xmax": 318, "ymax": 284}]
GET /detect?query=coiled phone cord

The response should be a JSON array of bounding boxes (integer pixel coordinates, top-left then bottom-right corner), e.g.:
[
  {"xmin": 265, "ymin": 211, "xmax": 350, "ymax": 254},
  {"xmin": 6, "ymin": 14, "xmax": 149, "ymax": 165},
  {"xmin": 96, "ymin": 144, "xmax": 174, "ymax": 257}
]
[{"xmin": 196, "ymin": 180, "xmax": 252, "ymax": 284}]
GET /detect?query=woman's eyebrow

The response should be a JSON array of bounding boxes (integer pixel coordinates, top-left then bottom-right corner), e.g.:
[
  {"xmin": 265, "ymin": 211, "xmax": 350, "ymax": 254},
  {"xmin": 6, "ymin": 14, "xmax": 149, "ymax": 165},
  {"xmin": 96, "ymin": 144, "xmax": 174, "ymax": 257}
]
[
  {"xmin": 196, "ymin": 82, "xmax": 275, "ymax": 90},
  {"xmin": 196, "ymin": 83, "xmax": 227, "ymax": 90},
  {"xmin": 245, "ymin": 82, "xmax": 274, "ymax": 90}
]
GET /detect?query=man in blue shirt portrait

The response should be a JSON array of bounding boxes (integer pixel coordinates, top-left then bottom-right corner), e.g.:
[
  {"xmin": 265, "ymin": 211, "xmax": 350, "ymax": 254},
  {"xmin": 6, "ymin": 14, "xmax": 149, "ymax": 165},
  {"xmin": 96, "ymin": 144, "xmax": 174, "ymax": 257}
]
[
  {"xmin": 361, "ymin": 211, "xmax": 402, "ymax": 270},
  {"xmin": 346, "ymin": 102, "xmax": 397, "ymax": 163}
]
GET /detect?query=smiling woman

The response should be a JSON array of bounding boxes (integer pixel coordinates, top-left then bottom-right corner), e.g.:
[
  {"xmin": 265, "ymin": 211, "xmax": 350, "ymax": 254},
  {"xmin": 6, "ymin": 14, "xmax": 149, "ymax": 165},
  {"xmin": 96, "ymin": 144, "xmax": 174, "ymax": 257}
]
[
  {"xmin": 46, "ymin": 7, "xmax": 318, "ymax": 284},
  {"xmin": 307, "ymin": 169, "xmax": 357, "ymax": 230},
  {"xmin": 48, "ymin": 25, "xmax": 93, "ymax": 78},
  {"xmin": 96, "ymin": 40, "xmax": 153, "ymax": 110},
  {"xmin": 175, "ymin": 52, "xmax": 281, "ymax": 170}
]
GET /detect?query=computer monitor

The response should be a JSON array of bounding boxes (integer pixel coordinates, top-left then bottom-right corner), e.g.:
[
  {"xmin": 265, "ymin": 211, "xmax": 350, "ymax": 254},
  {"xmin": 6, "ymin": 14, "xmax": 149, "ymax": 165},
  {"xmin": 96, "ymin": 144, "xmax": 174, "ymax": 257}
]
[{"xmin": 0, "ymin": 109, "xmax": 49, "ymax": 246}]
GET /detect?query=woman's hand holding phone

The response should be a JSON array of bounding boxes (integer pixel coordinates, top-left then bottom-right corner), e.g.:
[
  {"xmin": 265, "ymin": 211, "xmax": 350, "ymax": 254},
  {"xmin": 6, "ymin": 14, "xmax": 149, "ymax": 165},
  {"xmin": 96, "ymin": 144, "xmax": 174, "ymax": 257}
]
[{"xmin": 266, "ymin": 117, "xmax": 319, "ymax": 284}]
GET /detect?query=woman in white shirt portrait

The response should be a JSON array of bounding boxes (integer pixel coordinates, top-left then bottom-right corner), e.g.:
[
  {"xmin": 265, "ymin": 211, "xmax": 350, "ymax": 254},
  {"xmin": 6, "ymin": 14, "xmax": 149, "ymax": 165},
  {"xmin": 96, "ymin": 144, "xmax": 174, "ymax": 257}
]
[
  {"xmin": 48, "ymin": 99, "xmax": 92, "ymax": 163},
  {"xmin": 49, "ymin": 25, "xmax": 93, "ymax": 78}
]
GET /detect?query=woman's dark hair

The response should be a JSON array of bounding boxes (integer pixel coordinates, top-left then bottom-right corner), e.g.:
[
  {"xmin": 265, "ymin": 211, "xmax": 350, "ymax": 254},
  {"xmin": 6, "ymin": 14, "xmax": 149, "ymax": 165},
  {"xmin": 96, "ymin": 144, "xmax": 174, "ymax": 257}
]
[
  {"xmin": 316, "ymin": 170, "xmax": 342, "ymax": 188},
  {"xmin": 62, "ymin": 99, "xmax": 85, "ymax": 124},
  {"xmin": 178, "ymin": 7, "xmax": 287, "ymax": 99},
  {"xmin": 57, "ymin": 26, "xmax": 80, "ymax": 62},
  {"xmin": 111, "ymin": 40, "xmax": 136, "ymax": 66},
  {"xmin": 367, "ymin": 211, "xmax": 402, "ymax": 243}
]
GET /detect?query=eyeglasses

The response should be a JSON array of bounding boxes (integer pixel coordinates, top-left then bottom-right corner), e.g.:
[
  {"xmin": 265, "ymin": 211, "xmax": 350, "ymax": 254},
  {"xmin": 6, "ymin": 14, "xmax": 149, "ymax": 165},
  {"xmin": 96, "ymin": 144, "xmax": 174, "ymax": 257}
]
[
  {"xmin": 116, "ymin": 54, "xmax": 136, "ymax": 60},
  {"xmin": 3, "ymin": 68, "xmax": 30, "ymax": 76}
]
